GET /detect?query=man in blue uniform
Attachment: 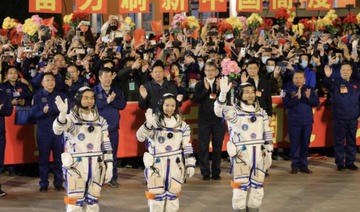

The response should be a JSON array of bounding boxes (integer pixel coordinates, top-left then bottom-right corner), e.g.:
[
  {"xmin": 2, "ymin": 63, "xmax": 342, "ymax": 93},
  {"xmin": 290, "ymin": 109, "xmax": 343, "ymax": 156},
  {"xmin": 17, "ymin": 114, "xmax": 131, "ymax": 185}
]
[
  {"xmin": 0, "ymin": 66, "xmax": 32, "ymax": 106},
  {"xmin": 93, "ymin": 67, "xmax": 126, "ymax": 187},
  {"xmin": 283, "ymin": 71, "xmax": 319, "ymax": 174},
  {"xmin": 0, "ymin": 87, "xmax": 13, "ymax": 197},
  {"xmin": 323, "ymin": 63, "xmax": 360, "ymax": 171},
  {"xmin": 32, "ymin": 73, "xmax": 66, "ymax": 191}
]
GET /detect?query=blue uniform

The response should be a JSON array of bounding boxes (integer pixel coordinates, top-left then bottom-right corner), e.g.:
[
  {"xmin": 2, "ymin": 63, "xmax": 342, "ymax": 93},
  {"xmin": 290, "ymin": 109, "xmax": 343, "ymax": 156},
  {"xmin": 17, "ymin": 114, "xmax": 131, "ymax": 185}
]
[
  {"xmin": 0, "ymin": 89, "xmax": 13, "ymax": 174},
  {"xmin": 292, "ymin": 66, "xmax": 317, "ymax": 89},
  {"xmin": 324, "ymin": 76, "xmax": 360, "ymax": 167},
  {"xmin": 0, "ymin": 81, "xmax": 33, "ymax": 106},
  {"xmin": 65, "ymin": 77, "xmax": 89, "ymax": 107},
  {"xmin": 32, "ymin": 89, "xmax": 66, "ymax": 188},
  {"xmin": 93, "ymin": 84, "xmax": 126, "ymax": 181},
  {"xmin": 283, "ymin": 84, "xmax": 319, "ymax": 170},
  {"xmin": 31, "ymin": 72, "xmax": 65, "ymax": 92}
]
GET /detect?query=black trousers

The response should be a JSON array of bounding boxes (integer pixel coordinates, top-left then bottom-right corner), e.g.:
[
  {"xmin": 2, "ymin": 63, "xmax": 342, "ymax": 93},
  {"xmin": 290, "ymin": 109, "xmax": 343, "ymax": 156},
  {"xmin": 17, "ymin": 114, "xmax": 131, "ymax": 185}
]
[{"xmin": 198, "ymin": 121, "xmax": 226, "ymax": 177}]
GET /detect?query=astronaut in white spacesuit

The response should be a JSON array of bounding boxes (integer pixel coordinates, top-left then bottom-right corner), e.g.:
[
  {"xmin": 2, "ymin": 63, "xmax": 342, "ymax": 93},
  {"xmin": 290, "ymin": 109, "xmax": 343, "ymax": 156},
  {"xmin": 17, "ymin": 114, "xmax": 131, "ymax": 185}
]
[
  {"xmin": 136, "ymin": 93, "xmax": 196, "ymax": 212},
  {"xmin": 214, "ymin": 77, "xmax": 273, "ymax": 212},
  {"xmin": 53, "ymin": 87, "xmax": 113, "ymax": 212}
]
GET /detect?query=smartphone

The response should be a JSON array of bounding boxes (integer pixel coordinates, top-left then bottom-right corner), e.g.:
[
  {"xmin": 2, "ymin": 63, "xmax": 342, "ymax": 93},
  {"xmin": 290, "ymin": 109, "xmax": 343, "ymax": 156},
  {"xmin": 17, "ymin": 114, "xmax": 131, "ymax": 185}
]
[
  {"xmin": 240, "ymin": 48, "xmax": 246, "ymax": 57},
  {"xmin": 260, "ymin": 30, "xmax": 265, "ymax": 37},
  {"xmin": 75, "ymin": 48, "xmax": 85, "ymax": 55}
]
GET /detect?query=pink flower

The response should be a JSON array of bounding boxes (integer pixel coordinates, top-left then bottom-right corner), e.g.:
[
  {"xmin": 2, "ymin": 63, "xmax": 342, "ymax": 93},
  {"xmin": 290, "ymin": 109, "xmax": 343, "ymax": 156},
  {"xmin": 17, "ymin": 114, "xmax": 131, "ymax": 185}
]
[
  {"xmin": 221, "ymin": 59, "xmax": 240, "ymax": 76},
  {"xmin": 31, "ymin": 15, "xmax": 42, "ymax": 26},
  {"xmin": 172, "ymin": 14, "xmax": 186, "ymax": 29},
  {"xmin": 16, "ymin": 24, "xmax": 23, "ymax": 33},
  {"xmin": 239, "ymin": 16, "xmax": 247, "ymax": 30}
]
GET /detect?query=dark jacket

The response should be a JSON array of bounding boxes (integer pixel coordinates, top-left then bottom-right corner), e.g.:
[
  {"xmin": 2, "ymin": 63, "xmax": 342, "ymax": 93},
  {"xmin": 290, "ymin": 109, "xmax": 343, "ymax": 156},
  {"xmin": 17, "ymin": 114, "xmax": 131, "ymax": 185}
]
[
  {"xmin": 283, "ymin": 84, "xmax": 319, "ymax": 126},
  {"xmin": 248, "ymin": 76, "xmax": 273, "ymax": 116},
  {"xmin": 0, "ymin": 89, "xmax": 13, "ymax": 133},
  {"xmin": 0, "ymin": 81, "xmax": 33, "ymax": 106}
]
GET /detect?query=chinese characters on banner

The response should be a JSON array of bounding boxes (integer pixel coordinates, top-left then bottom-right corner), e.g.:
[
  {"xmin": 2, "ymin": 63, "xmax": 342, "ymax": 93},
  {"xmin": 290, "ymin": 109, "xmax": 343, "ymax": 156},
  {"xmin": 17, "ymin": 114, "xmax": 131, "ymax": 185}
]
[
  {"xmin": 29, "ymin": 0, "xmax": 62, "ymax": 13},
  {"xmin": 270, "ymin": 0, "xmax": 294, "ymax": 11},
  {"xmin": 76, "ymin": 0, "xmax": 107, "ymax": 14},
  {"xmin": 119, "ymin": 0, "xmax": 149, "ymax": 13},
  {"xmin": 160, "ymin": 0, "xmax": 188, "ymax": 13},
  {"xmin": 199, "ymin": 0, "xmax": 227, "ymax": 12},
  {"xmin": 237, "ymin": 0, "xmax": 263, "ymax": 12},
  {"xmin": 306, "ymin": 0, "xmax": 333, "ymax": 10}
]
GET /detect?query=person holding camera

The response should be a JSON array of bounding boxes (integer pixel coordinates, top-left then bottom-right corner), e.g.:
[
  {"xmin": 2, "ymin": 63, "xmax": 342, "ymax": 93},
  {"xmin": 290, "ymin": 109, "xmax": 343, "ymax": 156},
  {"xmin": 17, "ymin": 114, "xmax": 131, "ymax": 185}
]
[{"xmin": 64, "ymin": 64, "xmax": 89, "ymax": 106}]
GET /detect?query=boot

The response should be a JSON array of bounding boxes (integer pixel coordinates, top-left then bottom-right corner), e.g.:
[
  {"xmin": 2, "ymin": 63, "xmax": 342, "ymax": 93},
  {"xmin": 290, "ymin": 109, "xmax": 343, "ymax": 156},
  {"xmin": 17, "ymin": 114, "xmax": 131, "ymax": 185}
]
[
  {"xmin": 247, "ymin": 207, "xmax": 259, "ymax": 212},
  {"xmin": 234, "ymin": 209, "xmax": 246, "ymax": 212}
]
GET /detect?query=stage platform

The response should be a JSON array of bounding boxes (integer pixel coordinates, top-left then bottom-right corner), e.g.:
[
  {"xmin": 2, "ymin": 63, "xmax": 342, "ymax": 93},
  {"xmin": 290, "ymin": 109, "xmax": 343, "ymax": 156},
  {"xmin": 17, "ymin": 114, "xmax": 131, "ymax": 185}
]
[{"xmin": 1, "ymin": 157, "xmax": 359, "ymax": 212}]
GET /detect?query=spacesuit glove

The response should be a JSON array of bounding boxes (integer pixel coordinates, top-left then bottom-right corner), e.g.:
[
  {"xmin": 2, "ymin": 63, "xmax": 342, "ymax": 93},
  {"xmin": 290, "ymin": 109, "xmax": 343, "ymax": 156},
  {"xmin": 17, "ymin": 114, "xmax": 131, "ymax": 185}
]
[
  {"xmin": 145, "ymin": 108, "xmax": 156, "ymax": 129},
  {"xmin": 55, "ymin": 96, "xmax": 68, "ymax": 123},
  {"xmin": 220, "ymin": 76, "xmax": 232, "ymax": 94},
  {"xmin": 219, "ymin": 92, "xmax": 227, "ymax": 103},
  {"xmin": 143, "ymin": 152, "xmax": 154, "ymax": 168},
  {"xmin": 105, "ymin": 162, "xmax": 113, "ymax": 184},
  {"xmin": 186, "ymin": 167, "xmax": 195, "ymax": 178},
  {"xmin": 226, "ymin": 141, "xmax": 237, "ymax": 157},
  {"xmin": 185, "ymin": 157, "xmax": 196, "ymax": 178}
]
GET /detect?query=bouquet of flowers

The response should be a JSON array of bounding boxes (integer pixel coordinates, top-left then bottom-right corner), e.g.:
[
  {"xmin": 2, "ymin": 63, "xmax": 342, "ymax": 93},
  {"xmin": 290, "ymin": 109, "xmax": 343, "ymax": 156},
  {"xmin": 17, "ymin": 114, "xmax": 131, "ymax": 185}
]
[
  {"xmin": 274, "ymin": 9, "xmax": 290, "ymax": 26},
  {"xmin": 246, "ymin": 13, "xmax": 263, "ymax": 35},
  {"xmin": 221, "ymin": 58, "xmax": 241, "ymax": 81},
  {"xmin": 171, "ymin": 14, "xmax": 186, "ymax": 29},
  {"xmin": 224, "ymin": 16, "xmax": 243, "ymax": 37},
  {"xmin": 63, "ymin": 12, "xmax": 89, "ymax": 29},
  {"xmin": 343, "ymin": 13, "xmax": 357, "ymax": 32},
  {"xmin": 2, "ymin": 17, "xmax": 19, "ymax": 29},
  {"xmin": 316, "ymin": 10, "xmax": 340, "ymax": 35},
  {"xmin": 260, "ymin": 18, "xmax": 273, "ymax": 37}
]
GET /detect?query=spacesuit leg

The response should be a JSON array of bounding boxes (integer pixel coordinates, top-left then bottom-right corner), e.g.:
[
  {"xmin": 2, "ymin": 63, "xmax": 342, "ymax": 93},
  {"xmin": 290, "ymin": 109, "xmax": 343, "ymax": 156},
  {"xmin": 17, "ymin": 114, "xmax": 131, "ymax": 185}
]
[
  {"xmin": 64, "ymin": 161, "xmax": 86, "ymax": 212},
  {"xmin": 248, "ymin": 146, "xmax": 265, "ymax": 210},
  {"xmin": 231, "ymin": 152, "xmax": 251, "ymax": 211},
  {"xmin": 85, "ymin": 157, "xmax": 104, "ymax": 212},
  {"xmin": 165, "ymin": 198, "xmax": 179, "ymax": 212},
  {"xmin": 148, "ymin": 199, "xmax": 165, "ymax": 212}
]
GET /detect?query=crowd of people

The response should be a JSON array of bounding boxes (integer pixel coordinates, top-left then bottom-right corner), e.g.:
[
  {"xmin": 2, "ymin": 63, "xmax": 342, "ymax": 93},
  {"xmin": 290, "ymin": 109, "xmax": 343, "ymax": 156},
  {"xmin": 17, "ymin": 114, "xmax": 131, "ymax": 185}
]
[{"xmin": 1, "ymin": 9, "xmax": 360, "ymax": 211}]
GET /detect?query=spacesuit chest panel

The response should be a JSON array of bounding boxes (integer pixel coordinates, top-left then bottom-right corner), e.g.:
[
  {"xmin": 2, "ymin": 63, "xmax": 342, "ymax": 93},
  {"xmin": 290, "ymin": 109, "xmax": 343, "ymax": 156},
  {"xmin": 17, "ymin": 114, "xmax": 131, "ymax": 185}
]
[
  {"xmin": 228, "ymin": 112, "xmax": 265, "ymax": 145},
  {"xmin": 65, "ymin": 118, "xmax": 103, "ymax": 154},
  {"xmin": 149, "ymin": 128, "xmax": 183, "ymax": 155}
]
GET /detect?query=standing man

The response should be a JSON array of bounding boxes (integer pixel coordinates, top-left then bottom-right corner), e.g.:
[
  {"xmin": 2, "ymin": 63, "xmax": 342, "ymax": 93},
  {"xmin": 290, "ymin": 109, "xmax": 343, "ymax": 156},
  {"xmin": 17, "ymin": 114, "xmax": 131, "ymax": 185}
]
[
  {"xmin": 324, "ymin": 63, "xmax": 360, "ymax": 171},
  {"xmin": 138, "ymin": 60, "xmax": 178, "ymax": 111},
  {"xmin": 193, "ymin": 60, "xmax": 226, "ymax": 180},
  {"xmin": 283, "ymin": 72, "xmax": 319, "ymax": 174},
  {"xmin": 93, "ymin": 67, "xmax": 126, "ymax": 187},
  {"xmin": 31, "ymin": 73, "xmax": 66, "ymax": 191},
  {"xmin": 0, "ymin": 87, "xmax": 13, "ymax": 197},
  {"xmin": 64, "ymin": 64, "xmax": 88, "ymax": 106}
]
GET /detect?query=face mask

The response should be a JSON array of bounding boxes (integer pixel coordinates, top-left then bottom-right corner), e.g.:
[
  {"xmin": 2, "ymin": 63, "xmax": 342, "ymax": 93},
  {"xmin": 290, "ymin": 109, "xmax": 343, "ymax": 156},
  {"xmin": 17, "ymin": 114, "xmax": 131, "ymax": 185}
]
[
  {"xmin": 310, "ymin": 60, "xmax": 316, "ymax": 67},
  {"xmin": 110, "ymin": 25, "xmax": 118, "ymax": 31},
  {"xmin": 266, "ymin": 66, "xmax": 275, "ymax": 73},
  {"xmin": 261, "ymin": 56, "xmax": 270, "ymax": 64},
  {"xmin": 30, "ymin": 69, "xmax": 37, "ymax": 78},
  {"xmin": 198, "ymin": 61, "xmax": 204, "ymax": 70},
  {"xmin": 295, "ymin": 56, "xmax": 300, "ymax": 61},
  {"xmin": 300, "ymin": 61, "xmax": 308, "ymax": 69},
  {"xmin": 189, "ymin": 83, "xmax": 196, "ymax": 89}
]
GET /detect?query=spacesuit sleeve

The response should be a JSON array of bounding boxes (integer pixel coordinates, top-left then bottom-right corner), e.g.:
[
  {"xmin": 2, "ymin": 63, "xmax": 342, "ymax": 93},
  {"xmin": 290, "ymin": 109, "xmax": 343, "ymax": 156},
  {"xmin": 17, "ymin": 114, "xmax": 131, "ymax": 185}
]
[
  {"xmin": 262, "ymin": 109, "xmax": 273, "ymax": 144},
  {"xmin": 136, "ymin": 122, "xmax": 153, "ymax": 142},
  {"xmin": 214, "ymin": 99, "xmax": 238, "ymax": 124},
  {"xmin": 52, "ymin": 114, "xmax": 72, "ymax": 135},
  {"xmin": 181, "ymin": 123, "xmax": 193, "ymax": 157},
  {"xmin": 100, "ymin": 118, "xmax": 112, "ymax": 152}
]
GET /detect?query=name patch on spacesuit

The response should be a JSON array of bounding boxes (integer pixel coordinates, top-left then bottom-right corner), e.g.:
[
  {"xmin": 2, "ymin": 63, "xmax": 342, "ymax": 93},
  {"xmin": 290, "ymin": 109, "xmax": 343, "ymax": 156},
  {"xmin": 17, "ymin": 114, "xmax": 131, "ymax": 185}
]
[
  {"xmin": 87, "ymin": 143, "xmax": 94, "ymax": 150},
  {"xmin": 158, "ymin": 136, "xmax": 165, "ymax": 144},
  {"xmin": 78, "ymin": 133, "xmax": 85, "ymax": 141},
  {"xmin": 242, "ymin": 124, "xmax": 248, "ymax": 131}
]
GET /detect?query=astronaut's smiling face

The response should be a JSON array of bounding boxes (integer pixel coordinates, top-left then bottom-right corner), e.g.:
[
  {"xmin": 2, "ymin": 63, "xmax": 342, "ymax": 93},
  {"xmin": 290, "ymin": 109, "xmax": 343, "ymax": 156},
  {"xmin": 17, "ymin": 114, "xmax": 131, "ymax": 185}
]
[
  {"xmin": 241, "ymin": 86, "xmax": 256, "ymax": 105},
  {"xmin": 81, "ymin": 91, "xmax": 95, "ymax": 111},
  {"xmin": 163, "ymin": 98, "xmax": 176, "ymax": 117}
]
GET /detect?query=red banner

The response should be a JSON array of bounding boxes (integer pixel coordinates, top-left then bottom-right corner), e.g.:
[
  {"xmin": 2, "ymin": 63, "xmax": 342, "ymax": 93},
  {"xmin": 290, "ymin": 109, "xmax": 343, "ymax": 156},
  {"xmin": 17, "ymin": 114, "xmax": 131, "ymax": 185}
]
[
  {"xmin": 29, "ymin": 0, "xmax": 62, "ymax": 14},
  {"xmin": 237, "ymin": 0, "xmax": 263, "ymax": 12},
  {"xmin": 270, "ymin": 0, "xmax": 294, "ymax": 11},
  {"xmin": 119, "ymin": 0, "xmax": 149, "ymax": 13},
  {"xmin": 4, "ymin": 98, "xmax": 360, "ymax": 165},
  {"xmin": 75, "ymin": 0, "xmax": 107, "ymax": 14},
  {"xmin": 306, "ymin": 0, "xmax": 333, "ymax": 10},
  {"xmin": 199, "ymin": 0, "xmax": 227, "ymax": 13},
  {"xmin": 160, "ymin": 0, "xmax": 188, "ymax": 13}
]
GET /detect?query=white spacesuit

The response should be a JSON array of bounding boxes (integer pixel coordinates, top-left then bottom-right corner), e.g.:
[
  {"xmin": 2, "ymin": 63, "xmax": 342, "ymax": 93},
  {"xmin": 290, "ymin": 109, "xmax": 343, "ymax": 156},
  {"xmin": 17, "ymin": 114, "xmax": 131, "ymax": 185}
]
[
  {"xmin": 136, "ymin": 95, "xmax": 196, "ymax": 212},
  {"xmin": 52, "ymin": 87, "xmax": 113, "ymax": 212},
  {"xmin": 214, "ymin": 78, "xmax": 273, "ymax": 212}
]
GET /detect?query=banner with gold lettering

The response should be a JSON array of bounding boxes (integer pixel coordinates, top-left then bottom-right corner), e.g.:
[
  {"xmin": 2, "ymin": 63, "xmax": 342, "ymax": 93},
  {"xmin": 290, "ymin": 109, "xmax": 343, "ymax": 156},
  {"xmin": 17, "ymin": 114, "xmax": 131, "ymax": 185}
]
[
  {"xmin": 306, "ymin": 0, "xmax": 333, "ymax": 10},
  {"xmin": 237, "ymin": 0, "xmax": 263, "ymax": 12},
  {"xmin": 199, "ymin": 0, "xmax": 227, "ymax": 12},
  {"xmin": 119, "ymin": 0, "xmax": 149, "ymax": 13},
  {"xmin": 75, "ymin": 0, "xmax": 107, "ymax": 14},
  {"xmin": 160, "ymin": 0, "xmax": 188, "ymax": 13},
  {"xmin": 29, "ymin": 0, "xmax": 62, "ymax": 14},
  {"xmin": 270, "ymin": 0, "xmax": 294, "ymax": 11}
]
